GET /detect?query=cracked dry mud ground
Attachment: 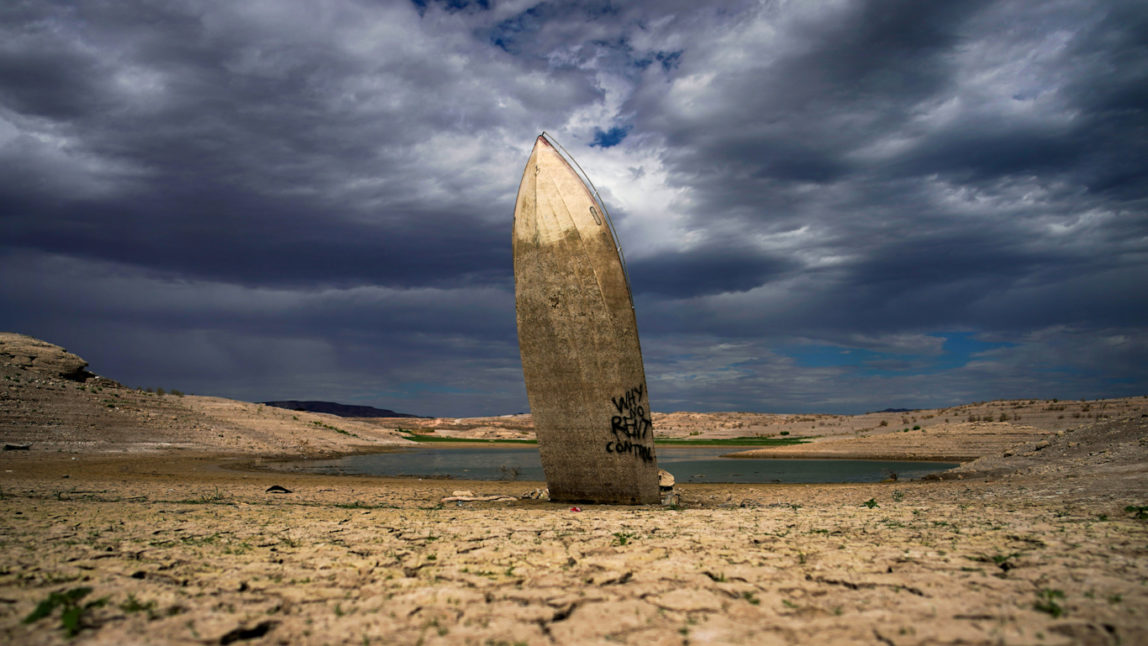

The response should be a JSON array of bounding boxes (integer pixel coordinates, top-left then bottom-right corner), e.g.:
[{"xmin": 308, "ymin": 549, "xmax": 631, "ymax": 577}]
[{"xmin": 1, "ymin": 459, "xmax": 1146, "ymax": 646}]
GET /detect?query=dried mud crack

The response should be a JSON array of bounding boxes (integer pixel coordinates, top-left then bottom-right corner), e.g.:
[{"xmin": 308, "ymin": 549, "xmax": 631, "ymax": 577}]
[{"xmin": 2, "ymin": 445, "xmax": 1146, "ymax": 645}]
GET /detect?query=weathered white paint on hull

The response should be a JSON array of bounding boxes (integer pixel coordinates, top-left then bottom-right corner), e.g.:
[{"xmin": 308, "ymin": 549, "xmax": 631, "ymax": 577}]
[{"xmin": 513, "ymin": 134, "xmax": 660, "ymax": 504}]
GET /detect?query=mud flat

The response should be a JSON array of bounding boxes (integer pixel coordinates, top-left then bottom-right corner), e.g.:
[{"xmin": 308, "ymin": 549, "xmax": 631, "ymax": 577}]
[{"xmin": 3, "ymin": 411, "xmax": 1147, "ymax": 645}]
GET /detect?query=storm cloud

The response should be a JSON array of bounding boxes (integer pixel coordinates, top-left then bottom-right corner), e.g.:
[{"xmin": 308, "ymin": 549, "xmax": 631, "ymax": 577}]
[{"xmin": 2, "ymin": 0, "xmax": 1144, "ymax": 415}]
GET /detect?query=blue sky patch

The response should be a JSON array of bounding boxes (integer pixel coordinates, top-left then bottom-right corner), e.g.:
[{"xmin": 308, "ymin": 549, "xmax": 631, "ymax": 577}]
[
  {"xmin": 782, "ymin": 332, "xmax": 1015, "ymax": 377},
  {"xmin": 591, "ymin": 125, "xmax": 630, "ymax": 148}
]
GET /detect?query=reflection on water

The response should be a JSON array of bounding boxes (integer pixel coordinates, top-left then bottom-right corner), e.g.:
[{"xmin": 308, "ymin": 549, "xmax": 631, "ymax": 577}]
[{"xmin": 292, "ymin": 446, "xmax": 957, "ymax": 484}]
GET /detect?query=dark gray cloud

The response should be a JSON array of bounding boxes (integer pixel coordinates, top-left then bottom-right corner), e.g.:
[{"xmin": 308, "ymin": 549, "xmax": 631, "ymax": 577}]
[{"xmin": 1, "ymin": 0, "xmax": 1144, "ymax": 415}]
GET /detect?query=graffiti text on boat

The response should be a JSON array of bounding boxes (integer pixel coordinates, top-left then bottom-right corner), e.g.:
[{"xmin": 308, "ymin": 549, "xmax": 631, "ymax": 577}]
[{"xmin": 606, "ymin": 384, "xmax": 654, "ymax": 463}]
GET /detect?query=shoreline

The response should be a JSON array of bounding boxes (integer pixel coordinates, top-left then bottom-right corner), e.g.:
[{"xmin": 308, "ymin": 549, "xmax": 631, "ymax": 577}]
[
  {"xmin": 721, "ymin": 449, "xmax": 973, "ymax": 462},
  {"xmin": 237, "ymin": 444, "xmax": 966, "ymax": 484}
]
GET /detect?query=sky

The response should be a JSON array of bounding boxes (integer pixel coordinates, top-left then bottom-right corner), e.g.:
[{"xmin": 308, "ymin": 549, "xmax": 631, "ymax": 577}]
[{"xmin": 1, "ymin": 0, "xmax": 1145, "ymax": 416}]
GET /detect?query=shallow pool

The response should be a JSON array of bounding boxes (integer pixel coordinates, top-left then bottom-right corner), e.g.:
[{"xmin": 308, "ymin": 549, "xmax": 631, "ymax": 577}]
[{"xmin": 290, "ymin": 446, "xmax": 957, "ymax": 484}]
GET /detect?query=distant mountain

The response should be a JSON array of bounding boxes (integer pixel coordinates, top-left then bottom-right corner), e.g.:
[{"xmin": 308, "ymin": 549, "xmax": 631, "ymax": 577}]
[
  {"xmin": 874, "ymin": 408, "xmax": 915, "ymax": 413},
  {"xmin": 262, "ymin": 400, "xmax": 425, "ymax": 418}
]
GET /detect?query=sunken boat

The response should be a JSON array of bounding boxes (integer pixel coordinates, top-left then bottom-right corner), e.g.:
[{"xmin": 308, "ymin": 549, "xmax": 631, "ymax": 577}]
[{"xmin": 512, "ymin": 133, "xmax": 660, "ymax": 504}]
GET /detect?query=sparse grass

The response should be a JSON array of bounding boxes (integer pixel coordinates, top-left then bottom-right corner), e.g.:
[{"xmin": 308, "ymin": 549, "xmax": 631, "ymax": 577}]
[
  {"xmin": 120, "ymin": 594, "xmax": 158, "ymax": 619},
  {"xmin": 656, "ymin": 435, "xmax": 808, "ymax": 446},
  {"xmin": 399, "ymin": 432, "xmax": 536, "ymax": 445},
  {"xmin": 24, "ymin": 587, "xmax": 108, "ymax": 637},
  {"xmin": 612, "ymin": 531, "xmax": 636, "ymax": 546},
  {"xmin": 1034, "ymin": 588, "xmax": 1065, "ymax": 617},
  {"xmin": 1124, "ymin": 505, "xmax": 1148, "ymax": 520},
  {"xmin": 312, "ymin": 420, "xmax": 358, "ymax": 438}
]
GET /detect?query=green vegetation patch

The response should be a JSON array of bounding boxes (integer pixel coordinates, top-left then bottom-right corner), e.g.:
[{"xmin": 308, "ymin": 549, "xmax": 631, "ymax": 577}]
[
  {"xmin": 1034, "ymin": 588, "xmax": 1066, "ymax": 617},
  {"xmin": 24, "ymin": 587, "xmax": 108, "ymax": 637},
  {"xmin": 399, "ymin": 433, "xmax": 537, "ymax": 445},
  {"xmin": 655, "ymin": 436, "xmax": 810, "ymax": 446}
]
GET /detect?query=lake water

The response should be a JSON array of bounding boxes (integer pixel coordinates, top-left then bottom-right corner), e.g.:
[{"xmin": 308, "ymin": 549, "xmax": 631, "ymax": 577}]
[{"xmin": 291, "ymin": 446, "xmax": 957, "ymax": 484}]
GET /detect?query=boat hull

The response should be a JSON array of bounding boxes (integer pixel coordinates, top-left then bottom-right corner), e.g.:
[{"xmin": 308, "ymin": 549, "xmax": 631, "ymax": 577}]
[{"xmin": 512, "ymin": 135, "xmax": 660, "ymax": 504}]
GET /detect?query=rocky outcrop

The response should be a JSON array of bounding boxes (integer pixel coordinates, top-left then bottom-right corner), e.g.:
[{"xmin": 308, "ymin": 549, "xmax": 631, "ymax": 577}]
[{"xmin": 0, "ymin": 332, "xmax": 95, "ymax": 382}]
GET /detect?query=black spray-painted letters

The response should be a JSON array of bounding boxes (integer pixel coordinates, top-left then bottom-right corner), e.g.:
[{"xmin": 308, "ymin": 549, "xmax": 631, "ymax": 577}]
[
  {"xmin": 610, "ymin": 384, "xmax": 651, "ymax": 440},
  {"xmin": 606, "ymin": 383, "xmax": 654, "ymax": 463}
]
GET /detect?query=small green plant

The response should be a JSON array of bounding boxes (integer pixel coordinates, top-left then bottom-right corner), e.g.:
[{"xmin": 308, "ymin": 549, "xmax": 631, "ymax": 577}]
[
  {"xmin": 991, "ymin": 552, "xmax": 1017, "ymax": 566},
  {"xmin": 120, "ymin": 594, "xmax": 158, "ymax": 619},
  {"xmin": 982, "ymin": 551, "xmax": 1021, "ymax": 572},
  {"xmin": 156, "ymin": 387, "xmax": 165, "ymax": 396},
  {"xmin": 1034, "ymin": 588, "xmax": 1065, "ymax": 617},
  {"xmin": 24, "ymin": 587, "xmax": 108, "ymax": 637},
  {"xmin": 892, "ymin": 490, "xmax": 904, "ymax": 502},
  {"xmin": 612, "ymin": 531, "xmax": 636, "ymax": 546},
  {"xmin": 742, "ymin": 591, "xmax": 760, "ymax": 605},
  {"xmin": 1124, "ymin": 505, "xmax": 1148, "ymax": 519},
  {"xmin": 912, "ymin": 425, "xmax": 920, "ymax": 430},
  {"xmin": 863, "ymin": 498, "xmax": 878, "ymax": 509}
]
